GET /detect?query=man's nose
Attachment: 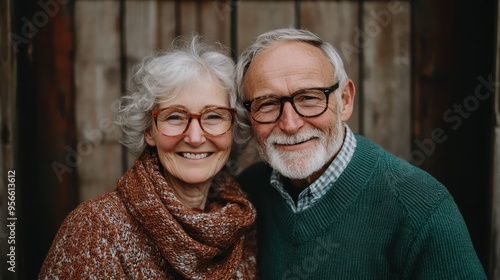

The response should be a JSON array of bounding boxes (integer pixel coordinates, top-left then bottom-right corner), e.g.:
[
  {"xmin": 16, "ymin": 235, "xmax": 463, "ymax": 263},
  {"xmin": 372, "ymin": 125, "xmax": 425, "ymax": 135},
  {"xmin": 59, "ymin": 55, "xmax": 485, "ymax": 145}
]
[{"xmin": 278, "ymin": 101, "xmax": 305, "ymax": 134}]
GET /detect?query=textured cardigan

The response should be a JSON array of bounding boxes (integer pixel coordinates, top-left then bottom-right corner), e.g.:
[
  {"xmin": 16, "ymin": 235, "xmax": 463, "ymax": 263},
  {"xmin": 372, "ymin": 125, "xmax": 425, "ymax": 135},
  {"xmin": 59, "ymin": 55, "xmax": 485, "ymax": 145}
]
[
  {"xmin": 238, "ymin": 134, "xmax": 487, "ymax": 279},
  {"xmin": 39, "ymin": 149, "xmax": 257, "ymax": 279}
]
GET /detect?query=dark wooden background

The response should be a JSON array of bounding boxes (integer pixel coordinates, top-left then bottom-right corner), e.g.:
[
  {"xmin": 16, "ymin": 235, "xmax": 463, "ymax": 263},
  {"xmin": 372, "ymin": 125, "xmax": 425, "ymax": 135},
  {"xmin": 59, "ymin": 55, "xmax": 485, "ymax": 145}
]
[{"xmin": 0, "ymin": 0, "xmax": 498, "ymax": 279}]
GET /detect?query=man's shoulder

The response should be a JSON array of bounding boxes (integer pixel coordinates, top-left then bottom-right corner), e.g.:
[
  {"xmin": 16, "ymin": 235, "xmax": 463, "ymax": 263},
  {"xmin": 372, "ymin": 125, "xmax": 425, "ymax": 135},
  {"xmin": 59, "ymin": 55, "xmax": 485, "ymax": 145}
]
[{"xmin": 352, "ymin": 133, "xmax": 450, "ymax": 210}]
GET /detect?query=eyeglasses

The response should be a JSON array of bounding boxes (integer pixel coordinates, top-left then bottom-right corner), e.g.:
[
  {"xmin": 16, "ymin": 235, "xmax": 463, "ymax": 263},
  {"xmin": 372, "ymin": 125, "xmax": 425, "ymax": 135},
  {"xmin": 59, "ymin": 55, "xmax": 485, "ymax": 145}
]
[
  {"xmin": 151, "ymin": 106, "xmax": 236, "ymax": 137},
  {"xmin": 243, "ymin": 83, "xmax": 339, "ymax": 124}
]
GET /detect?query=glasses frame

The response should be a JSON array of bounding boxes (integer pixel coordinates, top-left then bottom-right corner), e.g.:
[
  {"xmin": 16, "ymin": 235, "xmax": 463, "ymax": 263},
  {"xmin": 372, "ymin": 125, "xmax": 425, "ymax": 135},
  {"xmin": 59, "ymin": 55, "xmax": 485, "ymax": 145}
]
[
  {"xmin": 243, "ymin": 83, "xmax": 340, "ymax": 124},
  {"xmin": 151, "ymin": 106, "xmax": 236, "ymax": 137}
]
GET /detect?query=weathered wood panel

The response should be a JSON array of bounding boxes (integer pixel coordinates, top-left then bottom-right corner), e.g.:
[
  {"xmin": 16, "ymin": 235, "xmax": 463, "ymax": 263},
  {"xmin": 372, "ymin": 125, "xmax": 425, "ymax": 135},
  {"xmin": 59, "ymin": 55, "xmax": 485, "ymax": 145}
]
[
  {"xmin": 362, "ymin": 1, "xmax": 411, "ymax": 160},
  {"xmin": 125, "ymin": 0, "xmax": 159, "ymax": 60},
  {"xmin": 204, "ymin": 0, "xmax": 232, "ymax": 46},
  {"xmin": 199, "ymin": 1, "xmax": 231, "ymax": 45},
  {"xmin": 301, "ymin": 1, "xmax": 361, "ymax": 133},
  {"xmin": 236, "ymin": 1, "xmax": 296, "ymax": 55},
  {"xmin": 75, "ymin": 1, "xmax": 123, "ymax": 201},
  {"xmin": 123, "ymin": 0, "xmax": 163, "ymax": 169},
  {"xmin": 233, "ymin": 1, "xmax": 297, "ymax": 173},
  {"xmin": 178, "ymin": 1, "xmax": 231, "ymax": 45},
  {"xmin": 412, "ymin": 0, "xmax": 456, "ymax": 172},
  {"xmin": 158, "ymin": 1, "xmax": 177, "ymax": 49},
  {"xmin": 414, "ymin": 0, "xmax": 493, "ymax": 271},
  {"xmin": 180, "ymin": 1, "xmax": 198, "ymax": 37},
  {"xmin": 13, "ymin": 1, "xmax": 80, "ymax": 278}
]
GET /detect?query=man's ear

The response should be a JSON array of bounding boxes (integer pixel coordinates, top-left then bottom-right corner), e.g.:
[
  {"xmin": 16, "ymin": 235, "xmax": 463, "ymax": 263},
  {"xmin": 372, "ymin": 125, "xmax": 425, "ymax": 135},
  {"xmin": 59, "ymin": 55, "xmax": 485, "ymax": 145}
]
[
  {"xmin": 340, "ymin": 79, "xmax": 356, "ymax": 122},
  {"xmin": 144, "ymin": 128, "xmax": 156, "ymax": 147}
]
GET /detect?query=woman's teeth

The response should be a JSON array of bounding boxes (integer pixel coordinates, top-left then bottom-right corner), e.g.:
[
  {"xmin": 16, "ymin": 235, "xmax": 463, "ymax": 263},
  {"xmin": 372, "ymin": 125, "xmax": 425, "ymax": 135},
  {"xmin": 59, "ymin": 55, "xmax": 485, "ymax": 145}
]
[{"xmin": 181, "ymin": 153, "xmax": 210, "ymax": 159}]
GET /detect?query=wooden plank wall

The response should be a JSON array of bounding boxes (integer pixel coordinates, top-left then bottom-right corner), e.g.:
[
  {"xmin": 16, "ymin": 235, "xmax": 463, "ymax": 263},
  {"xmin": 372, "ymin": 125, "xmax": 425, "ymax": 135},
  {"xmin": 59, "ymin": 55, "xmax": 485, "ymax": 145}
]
[
  {"xmin": 5, "ymin": 0, "xmax": 495, "ymax": 278},
  {"xmin": 74, "ymin": 1, "xmax": 123, "ymax": 201},
  {"xmin": 0, "ymin": 0, "xmax": 17, "ymax": 279},
  {"xmin": 74, "ymin": 0, "xmax": 411, "ymax": 202}
]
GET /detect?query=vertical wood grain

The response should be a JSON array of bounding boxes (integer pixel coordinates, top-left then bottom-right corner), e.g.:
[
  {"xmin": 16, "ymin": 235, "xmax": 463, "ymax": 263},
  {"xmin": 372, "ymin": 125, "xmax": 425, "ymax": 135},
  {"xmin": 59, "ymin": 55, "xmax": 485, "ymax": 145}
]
[
  {"xmin": 158, "ymin": 1, "xmax": 177, "ymax": 50},
  {"xmin": 179, "ymin": 1, "xmax": 231, "ymax": 45},
  {"xmin": 233, "ymin": 1, "xmax": 296, "ymax": 172},
  {"xmin": 123, "ymin": 0, "xmax": 162, "ymax": 169},
  {"xmin": 15, "ymin": 1, "xmax": 79, "ymax": 277},
  {"xmin": 199, "ymin": 0, "xmax": 231, "ymax": 46},
  {"xmin": 75, "ymin": 0, "xmax": 123, "ymax": 201},
  {"xmin": 362, "ymin": 1, "xmax": 411, "ymax": 160},
  {"xmin": 236, "ymin": 1, "xmax": 296, "ymax": 55},
  {"xmin": 301, "ymin": 1, "xmax": 361, "ymax": 133},
  {"xmin": 413, "ymin": 0, "xmax": 493, "ymax": 270}
]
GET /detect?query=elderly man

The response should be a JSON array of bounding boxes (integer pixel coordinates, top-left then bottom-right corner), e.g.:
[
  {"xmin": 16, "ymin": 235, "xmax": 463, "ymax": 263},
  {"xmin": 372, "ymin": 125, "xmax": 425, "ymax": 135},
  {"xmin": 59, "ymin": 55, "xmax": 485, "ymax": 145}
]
[{"xmin": 236, "ymin": 28, "xmax": 486, "ymax": 279}]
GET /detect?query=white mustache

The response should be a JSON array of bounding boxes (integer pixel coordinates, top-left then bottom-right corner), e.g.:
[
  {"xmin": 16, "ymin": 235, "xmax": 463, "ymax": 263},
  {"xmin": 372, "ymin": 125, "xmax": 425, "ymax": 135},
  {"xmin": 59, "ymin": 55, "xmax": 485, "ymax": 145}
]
[{"xmin": 267, "ymin": 129, "xmax": 323, "ymax": 145}]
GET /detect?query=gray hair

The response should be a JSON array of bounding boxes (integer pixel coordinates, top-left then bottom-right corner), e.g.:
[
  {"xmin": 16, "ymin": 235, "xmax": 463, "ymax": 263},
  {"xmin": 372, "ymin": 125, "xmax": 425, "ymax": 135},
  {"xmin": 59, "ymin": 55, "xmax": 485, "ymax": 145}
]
[
  {"xmin": 235, "ymin": 27, "xmax": 349, "ymax": 140},
  {"xmin": 116, "ymin": 35, "xmax": 248, "ymax": 156}
]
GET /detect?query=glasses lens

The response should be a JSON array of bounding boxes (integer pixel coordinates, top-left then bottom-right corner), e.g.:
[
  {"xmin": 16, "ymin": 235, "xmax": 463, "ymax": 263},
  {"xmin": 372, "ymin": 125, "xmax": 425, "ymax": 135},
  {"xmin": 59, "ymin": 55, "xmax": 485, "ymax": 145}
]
[
  {"xmin": 201, "ymin": 108, "xmax": 234, "ymax": 135},
  {"xmin": 251, "ymin": 97, "xmax": 281, "ymax": 123},
  {"xmin": 156, "ymin": 107, "xmax": 234, "ymax": 136},
  {"xmin": 156, "ymin": 108, "xmax": 189, "ymax": 136},
  {"xmin": 293, "ymin": 90, "xmax": 328, "ymax": 117},
  {"xmin": 250, "ymin": 89, "xmax": 328, "ymax": 123}
]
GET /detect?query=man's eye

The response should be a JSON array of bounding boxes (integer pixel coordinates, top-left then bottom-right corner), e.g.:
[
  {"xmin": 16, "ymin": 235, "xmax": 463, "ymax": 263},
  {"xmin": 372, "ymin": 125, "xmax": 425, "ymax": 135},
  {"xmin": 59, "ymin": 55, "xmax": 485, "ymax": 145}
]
[
  {"xmin": 256, "ymin": 100, "xmax": 280, "ymax": 111},
  {"xmin": 295, "ymin": 92, "xmax": 323, "ymax": 102}
]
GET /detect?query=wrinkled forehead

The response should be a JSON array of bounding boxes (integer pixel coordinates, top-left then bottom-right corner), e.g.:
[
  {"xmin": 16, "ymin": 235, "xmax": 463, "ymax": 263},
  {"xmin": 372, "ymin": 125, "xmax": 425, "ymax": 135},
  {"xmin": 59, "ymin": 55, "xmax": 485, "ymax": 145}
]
[{"xmin": 242, "ymin": 41, "xmax": 335, "ymax": 93}]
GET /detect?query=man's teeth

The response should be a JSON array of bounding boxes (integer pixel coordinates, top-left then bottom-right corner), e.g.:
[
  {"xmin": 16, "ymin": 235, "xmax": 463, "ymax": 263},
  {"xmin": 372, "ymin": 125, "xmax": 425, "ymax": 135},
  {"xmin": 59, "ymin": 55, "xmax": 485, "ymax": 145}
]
[
  {"xmin": 182, "ymin": 153, "xmax": 210, "ymax": 159},
  {"xmin": 277, "ymin": 138, "xmax": 311, "ymax": 145}
]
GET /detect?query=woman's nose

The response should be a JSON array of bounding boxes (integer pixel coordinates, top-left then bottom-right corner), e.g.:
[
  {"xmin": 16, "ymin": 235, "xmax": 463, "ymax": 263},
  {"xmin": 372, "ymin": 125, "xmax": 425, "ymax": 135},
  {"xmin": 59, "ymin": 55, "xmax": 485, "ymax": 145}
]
[{"xmin": 184, "ymin": 119, "xmax": 206, "ymax": 146}]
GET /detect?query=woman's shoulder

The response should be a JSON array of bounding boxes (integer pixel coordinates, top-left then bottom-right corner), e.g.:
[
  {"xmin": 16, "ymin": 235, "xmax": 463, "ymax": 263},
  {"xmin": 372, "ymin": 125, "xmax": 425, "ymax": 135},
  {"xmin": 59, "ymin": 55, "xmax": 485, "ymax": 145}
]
[
  {"xmin": 39, "ymin": 190, "xmax": 131, "ymax": 279},
  {"xmin": 62, "ymin": 190, "xmax": 127, "ymax": 229}
]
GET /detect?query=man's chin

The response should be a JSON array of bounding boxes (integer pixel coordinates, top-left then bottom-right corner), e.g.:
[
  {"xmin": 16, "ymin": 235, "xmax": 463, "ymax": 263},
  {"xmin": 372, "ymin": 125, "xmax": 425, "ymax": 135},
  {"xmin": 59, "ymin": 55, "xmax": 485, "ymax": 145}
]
[{"xmin": 267, "ymin": 154, "xmax": 324, "ymax": 179}]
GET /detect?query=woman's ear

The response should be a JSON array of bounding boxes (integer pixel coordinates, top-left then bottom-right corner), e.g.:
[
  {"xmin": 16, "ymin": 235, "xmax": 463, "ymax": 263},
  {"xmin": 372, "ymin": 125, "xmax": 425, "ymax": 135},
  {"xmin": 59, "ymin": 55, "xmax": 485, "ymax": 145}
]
[
  {"xmin": 340, "ymin": 79, "xmax": 356, "ymax": 122},
  {"xmin": 144, "ymin": 128, "xmax": 156, "ymax": 147}
]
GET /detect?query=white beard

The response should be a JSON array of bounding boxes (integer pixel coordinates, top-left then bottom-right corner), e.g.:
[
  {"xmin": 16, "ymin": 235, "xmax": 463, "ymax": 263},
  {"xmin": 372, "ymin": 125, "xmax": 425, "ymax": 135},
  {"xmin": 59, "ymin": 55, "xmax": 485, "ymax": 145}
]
[{"xmin": 256, "ymin": 117, "xmax": 344, "ymax": 179}]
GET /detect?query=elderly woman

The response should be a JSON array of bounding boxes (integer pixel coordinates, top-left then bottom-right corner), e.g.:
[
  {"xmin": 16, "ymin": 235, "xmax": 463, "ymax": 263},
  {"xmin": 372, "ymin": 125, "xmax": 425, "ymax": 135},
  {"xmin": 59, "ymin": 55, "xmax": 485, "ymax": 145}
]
[{"xmin": 39, "ymin": 36, "xmax": 257, "ymax": 279}]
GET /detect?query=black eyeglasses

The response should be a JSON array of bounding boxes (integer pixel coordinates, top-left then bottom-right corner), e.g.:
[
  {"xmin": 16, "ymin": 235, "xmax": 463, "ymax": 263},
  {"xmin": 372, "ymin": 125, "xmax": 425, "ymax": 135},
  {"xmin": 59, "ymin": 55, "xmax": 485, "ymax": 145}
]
[
  {"xmin": 243, "ymin": 83, "xmax": 339, "ymax": 124},
  {"xmin": 151, "ymin": 106, "xmax": 236, "ymax": 137}
]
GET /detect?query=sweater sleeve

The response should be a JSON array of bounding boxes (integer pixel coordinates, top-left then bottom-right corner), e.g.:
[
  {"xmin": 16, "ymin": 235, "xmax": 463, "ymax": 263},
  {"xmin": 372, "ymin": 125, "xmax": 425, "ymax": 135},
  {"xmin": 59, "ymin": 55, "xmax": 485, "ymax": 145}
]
[
  {"xmin": 38, "ymin": 196, "xmax": 127, "ymax": 279},
  {"xmin": 401, "ymin": 195, "xmax": 487, "ymax": 279}
]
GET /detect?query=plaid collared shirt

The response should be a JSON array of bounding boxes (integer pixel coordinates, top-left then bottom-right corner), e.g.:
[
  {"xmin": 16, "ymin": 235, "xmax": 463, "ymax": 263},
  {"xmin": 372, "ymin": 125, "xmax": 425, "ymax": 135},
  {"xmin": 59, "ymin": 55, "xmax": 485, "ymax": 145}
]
[{"xmin": 270, "ymin": 124, "xmax": 357, "ymax": 213}]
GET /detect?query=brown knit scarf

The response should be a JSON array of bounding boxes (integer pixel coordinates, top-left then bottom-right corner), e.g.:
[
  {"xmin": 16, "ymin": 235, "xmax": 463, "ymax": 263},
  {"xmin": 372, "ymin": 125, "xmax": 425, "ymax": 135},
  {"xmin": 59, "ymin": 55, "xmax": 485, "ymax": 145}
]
[{"xmin": 116, "ymin": 148, "xmax": 257, "ymax": 279}]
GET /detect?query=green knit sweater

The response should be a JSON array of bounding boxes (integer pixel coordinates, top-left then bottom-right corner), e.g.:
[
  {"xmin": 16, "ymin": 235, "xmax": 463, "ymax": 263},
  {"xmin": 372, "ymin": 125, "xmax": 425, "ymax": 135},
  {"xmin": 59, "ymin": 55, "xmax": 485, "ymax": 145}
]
[{"xmin": 238, "ymin": 135, "xmax": 486, "ymax": 279}]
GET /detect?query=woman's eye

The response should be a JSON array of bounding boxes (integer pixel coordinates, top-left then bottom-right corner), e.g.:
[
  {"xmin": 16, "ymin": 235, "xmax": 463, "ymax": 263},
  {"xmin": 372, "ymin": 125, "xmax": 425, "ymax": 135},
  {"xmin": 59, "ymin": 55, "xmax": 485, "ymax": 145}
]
[
  {"xmin": 205, "ymin": 113, "xmax": 223, "ymax": 120},
  {"xmin": 161, "ymin": 112, "xmax": 187, "ymax": 123}
]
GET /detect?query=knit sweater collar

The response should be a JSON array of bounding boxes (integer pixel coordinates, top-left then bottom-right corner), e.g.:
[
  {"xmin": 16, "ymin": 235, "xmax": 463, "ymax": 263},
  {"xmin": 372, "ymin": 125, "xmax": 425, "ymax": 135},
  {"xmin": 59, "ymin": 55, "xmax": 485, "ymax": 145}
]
[
  {"xmin": 268, "ymin": 135, "xmax": 381, "ymax": 242},
  {"xmin": 116, "ymin": 148, "xmax": 257, "ymax": 279}
]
